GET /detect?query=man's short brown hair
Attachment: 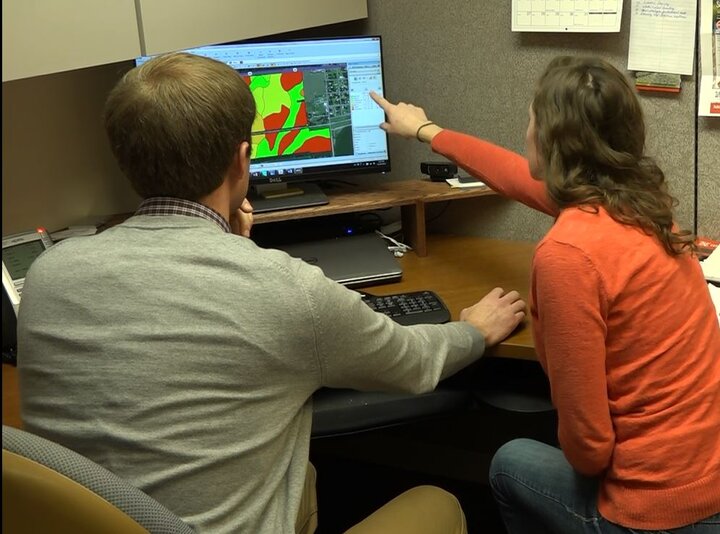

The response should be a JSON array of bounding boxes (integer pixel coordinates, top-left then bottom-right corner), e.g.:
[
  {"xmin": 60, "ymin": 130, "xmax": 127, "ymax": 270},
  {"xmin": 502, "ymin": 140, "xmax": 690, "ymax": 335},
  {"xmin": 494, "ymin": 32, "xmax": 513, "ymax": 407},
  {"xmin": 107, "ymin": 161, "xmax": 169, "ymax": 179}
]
[{"xmin": 104, "ymin": 52, "xmax": 256, "ymax": 200}]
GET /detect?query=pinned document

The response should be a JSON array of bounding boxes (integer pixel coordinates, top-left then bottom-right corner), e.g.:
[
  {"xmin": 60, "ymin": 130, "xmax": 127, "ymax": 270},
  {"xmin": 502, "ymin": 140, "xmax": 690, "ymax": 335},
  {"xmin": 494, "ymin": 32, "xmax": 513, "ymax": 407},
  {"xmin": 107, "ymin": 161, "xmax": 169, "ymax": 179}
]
[
  {"xmin": 700, "ymin": 246, "xmax": 720, "ymax": 284},
  {"xmin": 628, "ymin": 0, "xmax": 697, "ymax": 75},
  {"xmin": 446, "ymin": 177, "xmax": 488, "ymax": 189},
  {"xmin": 698, "ymin": 0, "xmax": 720, "ymax": 116},
  {"xmin": 512, "ymin": 0, "xmax": 623, "ymax": 32},
  {"xmin": 708, "ymin": 284, "xmax": 720, "ymax": 325}
]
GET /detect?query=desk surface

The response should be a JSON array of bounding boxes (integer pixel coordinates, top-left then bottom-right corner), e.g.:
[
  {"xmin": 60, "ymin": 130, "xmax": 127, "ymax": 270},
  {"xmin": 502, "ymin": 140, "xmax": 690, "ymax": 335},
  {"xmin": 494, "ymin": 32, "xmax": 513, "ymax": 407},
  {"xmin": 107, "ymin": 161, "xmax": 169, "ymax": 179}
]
[
  {"xmin": 312, "ymin": 235, "xmax": 537, "ymax": 436},
  {"xmin": 1, "ymin": 235, "xmax": 536, "ymax": 430},
  {"xmin": 373, "ymin": 234, "xmax": 536, "ymax": 360}
]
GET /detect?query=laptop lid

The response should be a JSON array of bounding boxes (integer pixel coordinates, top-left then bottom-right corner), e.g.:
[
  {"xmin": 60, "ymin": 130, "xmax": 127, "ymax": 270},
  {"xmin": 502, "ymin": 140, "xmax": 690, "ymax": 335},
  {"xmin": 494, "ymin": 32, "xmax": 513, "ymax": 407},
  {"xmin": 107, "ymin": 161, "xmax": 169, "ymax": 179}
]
[{"xmin": 277, "ymin": 233, "xmax": 402, "ymax": 288}]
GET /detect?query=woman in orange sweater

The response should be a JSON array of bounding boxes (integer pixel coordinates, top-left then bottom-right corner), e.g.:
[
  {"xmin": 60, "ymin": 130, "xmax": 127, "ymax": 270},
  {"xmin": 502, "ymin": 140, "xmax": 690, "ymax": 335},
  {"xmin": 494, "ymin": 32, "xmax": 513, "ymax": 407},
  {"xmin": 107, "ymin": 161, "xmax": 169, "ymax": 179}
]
[{"xmin": 371, "ymin": 56, "xmax": 720, "ymax": 533}]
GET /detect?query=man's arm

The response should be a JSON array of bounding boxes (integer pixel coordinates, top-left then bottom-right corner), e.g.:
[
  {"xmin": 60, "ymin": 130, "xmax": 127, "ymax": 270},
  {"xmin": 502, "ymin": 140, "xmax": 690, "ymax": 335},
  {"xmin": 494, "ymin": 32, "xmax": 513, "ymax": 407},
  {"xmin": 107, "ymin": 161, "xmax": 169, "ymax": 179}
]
[{"xmin": 297, "ymin": 266, "xmax": 524, "ymax": 394}]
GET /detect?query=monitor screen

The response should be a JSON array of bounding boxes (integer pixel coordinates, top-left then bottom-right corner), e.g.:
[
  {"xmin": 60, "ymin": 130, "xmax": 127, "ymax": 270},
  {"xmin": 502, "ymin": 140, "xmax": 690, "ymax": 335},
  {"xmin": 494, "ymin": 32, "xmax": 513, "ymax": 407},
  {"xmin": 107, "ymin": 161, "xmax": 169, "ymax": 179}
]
[{"xmin": 135, "ymin": 36, "xmax": 390, "ymax": 212}]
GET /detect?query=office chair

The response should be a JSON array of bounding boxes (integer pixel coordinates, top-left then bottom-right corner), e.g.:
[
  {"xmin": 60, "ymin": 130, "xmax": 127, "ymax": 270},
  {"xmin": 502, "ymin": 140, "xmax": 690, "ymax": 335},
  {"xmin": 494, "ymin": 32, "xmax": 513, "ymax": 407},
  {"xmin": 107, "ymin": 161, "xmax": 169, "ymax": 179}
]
[
  {"xmin": 2, "ymin": 425, "xmax": 194, "ymax": 534},
  {"xmin": 474, "ymin": 358, "xmax": 558, "ymax": 449}
]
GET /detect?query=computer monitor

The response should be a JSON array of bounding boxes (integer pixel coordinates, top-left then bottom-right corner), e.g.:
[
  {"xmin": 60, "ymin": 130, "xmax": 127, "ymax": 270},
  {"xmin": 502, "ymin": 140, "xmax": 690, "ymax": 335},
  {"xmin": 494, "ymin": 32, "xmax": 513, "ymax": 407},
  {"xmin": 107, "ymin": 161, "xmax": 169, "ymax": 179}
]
[{"xmin": 135, "ymin": 36, "xmax": 390, "ymax": 213}]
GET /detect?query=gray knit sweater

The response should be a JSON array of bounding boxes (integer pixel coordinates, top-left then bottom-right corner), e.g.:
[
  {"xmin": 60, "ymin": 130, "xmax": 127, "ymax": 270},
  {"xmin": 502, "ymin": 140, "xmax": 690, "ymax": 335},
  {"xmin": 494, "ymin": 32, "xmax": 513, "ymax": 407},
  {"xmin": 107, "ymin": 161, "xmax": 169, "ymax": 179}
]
[{"xmin": 17, "ymin": 215, "xmax": 484, "ymax": 533}]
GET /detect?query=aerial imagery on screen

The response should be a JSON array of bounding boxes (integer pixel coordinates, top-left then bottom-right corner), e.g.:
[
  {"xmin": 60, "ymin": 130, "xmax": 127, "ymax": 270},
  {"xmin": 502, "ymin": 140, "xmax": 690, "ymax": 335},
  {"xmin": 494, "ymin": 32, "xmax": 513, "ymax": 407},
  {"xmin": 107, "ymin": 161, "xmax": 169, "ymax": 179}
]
[{"xmin": 244, "ymin": 65, "xmax": 354, "ymax": 163}]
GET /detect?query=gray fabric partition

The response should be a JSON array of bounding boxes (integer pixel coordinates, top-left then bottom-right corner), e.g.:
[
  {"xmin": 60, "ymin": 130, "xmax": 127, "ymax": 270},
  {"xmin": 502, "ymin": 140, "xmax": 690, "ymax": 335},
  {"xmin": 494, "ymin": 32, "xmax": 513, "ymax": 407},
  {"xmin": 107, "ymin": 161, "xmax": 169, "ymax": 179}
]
[{"xmin": 338, "ymin": 0, "xmax": 717, "ymax": 241}]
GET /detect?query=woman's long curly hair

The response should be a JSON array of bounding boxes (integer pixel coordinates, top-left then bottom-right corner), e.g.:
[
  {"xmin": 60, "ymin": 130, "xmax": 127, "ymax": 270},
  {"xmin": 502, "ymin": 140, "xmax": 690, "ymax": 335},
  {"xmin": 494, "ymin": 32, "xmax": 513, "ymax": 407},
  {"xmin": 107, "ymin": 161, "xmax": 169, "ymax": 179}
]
[{"xmin": 532, "ymin": 56, "xmax": 695, "ymax": 255}]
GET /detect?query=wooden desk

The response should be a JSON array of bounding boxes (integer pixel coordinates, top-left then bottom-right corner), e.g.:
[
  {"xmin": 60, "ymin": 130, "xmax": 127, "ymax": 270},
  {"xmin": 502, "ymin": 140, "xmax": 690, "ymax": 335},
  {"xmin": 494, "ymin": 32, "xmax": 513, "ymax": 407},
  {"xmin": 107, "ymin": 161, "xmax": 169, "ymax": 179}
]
[
  {"xmin": 372, "ymin": 234, "xmax": 536, "ymax": 360},
  {"xmin": 101, "ymin": 179, "xmax": 497, "ymax": 258},
  {"xmin": 2, "ymin": 234, "xmax": 536, "ymax": 430},
  {"xmin": 256, "ymin": 179, "xmax": 497, "ymax": 257}
]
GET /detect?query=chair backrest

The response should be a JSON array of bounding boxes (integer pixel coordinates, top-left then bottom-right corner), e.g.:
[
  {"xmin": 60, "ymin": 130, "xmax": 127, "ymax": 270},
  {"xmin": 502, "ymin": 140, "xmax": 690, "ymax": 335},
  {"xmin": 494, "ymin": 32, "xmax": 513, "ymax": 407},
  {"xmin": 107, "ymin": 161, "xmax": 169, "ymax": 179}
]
[{"xmin": 2, "ymin": 425, "xmax": 194, "ymax": 534}]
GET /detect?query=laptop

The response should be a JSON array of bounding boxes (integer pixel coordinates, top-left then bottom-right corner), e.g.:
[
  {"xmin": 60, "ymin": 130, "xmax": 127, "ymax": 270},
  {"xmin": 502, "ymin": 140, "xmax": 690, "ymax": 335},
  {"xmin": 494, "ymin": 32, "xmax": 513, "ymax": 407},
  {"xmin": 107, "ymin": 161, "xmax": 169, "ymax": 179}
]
[{"xmin": 276, "ymin": 233, "xmax": 403, "ymax": 288}]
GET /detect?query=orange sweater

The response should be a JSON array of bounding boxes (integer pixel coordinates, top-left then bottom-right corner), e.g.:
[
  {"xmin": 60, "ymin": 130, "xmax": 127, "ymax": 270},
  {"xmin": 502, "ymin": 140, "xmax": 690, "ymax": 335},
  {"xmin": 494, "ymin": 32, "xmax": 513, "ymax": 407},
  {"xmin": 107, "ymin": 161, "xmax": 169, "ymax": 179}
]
[{"xmin": 433, "ymin": 130, "xmax": 720, "ymax": 530}]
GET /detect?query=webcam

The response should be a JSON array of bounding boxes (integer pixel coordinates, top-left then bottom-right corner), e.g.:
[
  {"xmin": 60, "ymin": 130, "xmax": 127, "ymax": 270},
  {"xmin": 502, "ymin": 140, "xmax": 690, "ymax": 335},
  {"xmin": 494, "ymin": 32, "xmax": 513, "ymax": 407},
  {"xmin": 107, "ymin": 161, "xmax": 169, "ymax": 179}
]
[{"xmin": 420, "ymin": 161, "xmax": 458, "ymax": 182}]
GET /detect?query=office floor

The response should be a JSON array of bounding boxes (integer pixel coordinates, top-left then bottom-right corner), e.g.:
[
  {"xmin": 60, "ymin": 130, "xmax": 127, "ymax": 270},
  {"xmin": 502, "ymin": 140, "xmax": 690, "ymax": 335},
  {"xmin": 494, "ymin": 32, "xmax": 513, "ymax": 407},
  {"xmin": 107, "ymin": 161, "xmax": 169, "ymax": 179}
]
[{"xmin": 311, "ymin": 453, "xmax": 507, "ymax": 534}]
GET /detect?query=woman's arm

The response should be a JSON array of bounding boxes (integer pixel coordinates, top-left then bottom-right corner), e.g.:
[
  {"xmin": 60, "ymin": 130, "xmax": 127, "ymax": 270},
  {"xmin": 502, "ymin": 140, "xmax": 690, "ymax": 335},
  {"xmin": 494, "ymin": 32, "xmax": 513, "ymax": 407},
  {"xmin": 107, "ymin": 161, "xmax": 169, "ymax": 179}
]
[
  {"xmin": 369, "ymin": 91, "xmax": 556, "ymax": 216},
  {"xmin": 432, "ymin": 130, "xmax": 556, "ymax": 216}
]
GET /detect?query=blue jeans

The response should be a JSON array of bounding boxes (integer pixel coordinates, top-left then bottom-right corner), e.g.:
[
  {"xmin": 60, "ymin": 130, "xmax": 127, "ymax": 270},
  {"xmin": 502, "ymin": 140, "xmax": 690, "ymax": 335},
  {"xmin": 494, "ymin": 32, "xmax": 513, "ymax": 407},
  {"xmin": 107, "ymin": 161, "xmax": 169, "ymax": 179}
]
[{"xmin": 489, "ymin": 439, "xmax": 720, "ymax": 534}]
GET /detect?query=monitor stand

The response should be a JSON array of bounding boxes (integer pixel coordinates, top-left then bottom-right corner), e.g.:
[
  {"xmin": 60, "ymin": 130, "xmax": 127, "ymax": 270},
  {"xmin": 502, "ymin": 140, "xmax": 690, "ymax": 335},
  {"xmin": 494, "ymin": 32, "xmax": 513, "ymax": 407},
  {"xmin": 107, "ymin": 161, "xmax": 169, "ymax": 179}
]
[{"xmin": 249, "ymin": 183, "xmax": 329, "ymax": 214}]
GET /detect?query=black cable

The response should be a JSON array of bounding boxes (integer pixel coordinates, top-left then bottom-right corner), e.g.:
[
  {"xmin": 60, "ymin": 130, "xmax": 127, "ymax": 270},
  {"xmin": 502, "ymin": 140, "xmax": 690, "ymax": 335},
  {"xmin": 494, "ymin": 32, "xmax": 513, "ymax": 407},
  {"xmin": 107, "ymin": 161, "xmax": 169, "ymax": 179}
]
[
  {"xmin": 426, "ymin": 201, "xmax": 451, "ymax": 224},
  {"xmin": 355, "ymin": 211, "xmax": 384, "ymax": 229}
]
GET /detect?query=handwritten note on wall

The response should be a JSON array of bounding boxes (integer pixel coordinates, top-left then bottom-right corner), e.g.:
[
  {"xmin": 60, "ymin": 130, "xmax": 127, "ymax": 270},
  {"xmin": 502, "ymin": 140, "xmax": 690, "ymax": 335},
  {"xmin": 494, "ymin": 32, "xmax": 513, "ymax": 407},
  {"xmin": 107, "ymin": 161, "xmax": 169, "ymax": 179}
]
[{"xmin": 627, "ymin": 0, "xmax": 696, "ymax": 75}]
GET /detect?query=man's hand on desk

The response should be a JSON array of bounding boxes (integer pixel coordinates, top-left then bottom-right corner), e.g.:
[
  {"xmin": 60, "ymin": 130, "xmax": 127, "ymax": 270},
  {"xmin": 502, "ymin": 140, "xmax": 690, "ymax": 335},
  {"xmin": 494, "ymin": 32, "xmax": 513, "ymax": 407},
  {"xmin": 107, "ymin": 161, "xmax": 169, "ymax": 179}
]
[
  {"xmin": 461, "ymin": 287, "xmax": 526, "ymax": 346},
  {"xmin": 231, "ymin": 198, "xmax": 254, "ymax": 238}
]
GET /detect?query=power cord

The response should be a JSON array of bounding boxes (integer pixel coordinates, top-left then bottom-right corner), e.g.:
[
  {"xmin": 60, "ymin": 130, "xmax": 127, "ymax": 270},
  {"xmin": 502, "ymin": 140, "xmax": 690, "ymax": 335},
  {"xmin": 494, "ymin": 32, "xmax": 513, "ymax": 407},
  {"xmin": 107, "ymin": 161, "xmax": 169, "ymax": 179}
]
[{"xmin": 375, "ymin": 230, "xmax": 412, "ymax": 257}]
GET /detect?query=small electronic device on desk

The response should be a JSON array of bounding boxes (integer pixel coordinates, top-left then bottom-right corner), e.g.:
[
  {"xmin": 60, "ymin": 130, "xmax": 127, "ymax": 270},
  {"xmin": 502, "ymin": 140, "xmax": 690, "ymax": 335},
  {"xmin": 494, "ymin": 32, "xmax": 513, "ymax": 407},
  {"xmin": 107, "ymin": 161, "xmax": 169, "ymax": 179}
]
[
  {"xmin": 2, "ymin": 228, "xmax": 54, "ymax": 316},
  {"xmin": 277, "ymin": 233, "xmax": 402, "ymax": 288},
  {"xmin": 359, "ymin": 290, "xmax": 451, "ymax": 325},
  {"xmin": 420, "ymin": 161, "xmax": 458, "ymax": 182},
  {"xmin": 2, "ymin": 228, "xmax": 54, "ymax": 365}
]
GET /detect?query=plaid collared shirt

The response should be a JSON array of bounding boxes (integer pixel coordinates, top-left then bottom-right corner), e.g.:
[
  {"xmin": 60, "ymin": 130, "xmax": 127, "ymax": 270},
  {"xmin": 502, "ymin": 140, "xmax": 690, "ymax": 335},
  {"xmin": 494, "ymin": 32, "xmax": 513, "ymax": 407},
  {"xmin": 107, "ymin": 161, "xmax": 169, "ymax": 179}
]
[{"xmin": 135, "ymin": 197, "xmax": 231, "ymax": 233}]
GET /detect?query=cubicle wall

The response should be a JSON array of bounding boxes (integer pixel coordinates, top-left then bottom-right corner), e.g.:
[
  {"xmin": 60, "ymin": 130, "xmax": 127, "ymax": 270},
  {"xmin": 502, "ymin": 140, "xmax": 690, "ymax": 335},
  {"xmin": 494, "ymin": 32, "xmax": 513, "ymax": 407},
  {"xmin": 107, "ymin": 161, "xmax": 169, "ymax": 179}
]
[
  {"xmin": 2, "ymin": 0, "xmax": 717, "ymax": 240},
  {"xmin": 360, "ymin": 0, "xmax": 717, "ymax": 241},
  {"xmin": 698, "ymin": 120, "xmax": 719, "ymax": 238}
]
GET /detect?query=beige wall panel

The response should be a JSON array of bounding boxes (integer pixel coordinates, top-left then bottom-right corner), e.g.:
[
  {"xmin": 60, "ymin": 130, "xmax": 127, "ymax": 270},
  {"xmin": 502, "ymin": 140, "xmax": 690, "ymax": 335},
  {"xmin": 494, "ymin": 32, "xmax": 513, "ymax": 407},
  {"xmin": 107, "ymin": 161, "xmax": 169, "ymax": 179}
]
[
  {"xmin": 138, "ymin": 0, "xmax": 368, "ymax": 56},
  {"xmin": 2, "ymin": 0, "xmax": 140, "ymax": 82},
  {"xmin": 2, "ymin": 63, "xmax": 140, "ymax": 236}
]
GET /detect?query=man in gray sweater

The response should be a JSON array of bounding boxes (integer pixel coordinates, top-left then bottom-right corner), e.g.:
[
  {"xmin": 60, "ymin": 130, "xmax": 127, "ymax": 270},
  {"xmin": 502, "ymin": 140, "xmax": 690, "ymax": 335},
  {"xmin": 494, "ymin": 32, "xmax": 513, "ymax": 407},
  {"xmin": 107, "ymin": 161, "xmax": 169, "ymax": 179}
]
[{"xmin": 17, "ymin": 52, "xmax": 526, "ymax": 533}]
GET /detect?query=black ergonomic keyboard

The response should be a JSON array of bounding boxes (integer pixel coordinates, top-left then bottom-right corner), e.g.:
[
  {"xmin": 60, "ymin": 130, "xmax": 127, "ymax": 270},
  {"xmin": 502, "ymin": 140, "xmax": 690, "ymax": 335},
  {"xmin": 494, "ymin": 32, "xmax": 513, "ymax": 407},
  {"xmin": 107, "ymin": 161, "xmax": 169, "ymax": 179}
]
[{"xmin": 359, "ymin": 290, "xmax": 451, "ymax": 326}]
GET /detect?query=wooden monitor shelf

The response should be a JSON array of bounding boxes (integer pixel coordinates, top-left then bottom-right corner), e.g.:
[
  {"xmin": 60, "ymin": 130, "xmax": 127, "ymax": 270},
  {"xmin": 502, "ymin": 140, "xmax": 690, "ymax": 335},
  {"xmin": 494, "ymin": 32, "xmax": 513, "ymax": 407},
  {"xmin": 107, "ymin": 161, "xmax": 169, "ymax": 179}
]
[
  {"xmin": 99, "ymin": 179, "xmax": 496, "ymax": 257},
  {"xmin": 254, "ymin": 179, "xmax": 496, "ymax": 256}
]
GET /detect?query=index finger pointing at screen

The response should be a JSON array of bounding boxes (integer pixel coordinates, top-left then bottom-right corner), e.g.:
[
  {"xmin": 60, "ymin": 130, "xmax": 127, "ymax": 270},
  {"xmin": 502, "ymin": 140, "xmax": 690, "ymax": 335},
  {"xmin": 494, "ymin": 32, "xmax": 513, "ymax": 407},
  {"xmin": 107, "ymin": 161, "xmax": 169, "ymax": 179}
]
[{"xmin": 370, "ymin": 91, "xmax": 391, "ymax": 111}]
